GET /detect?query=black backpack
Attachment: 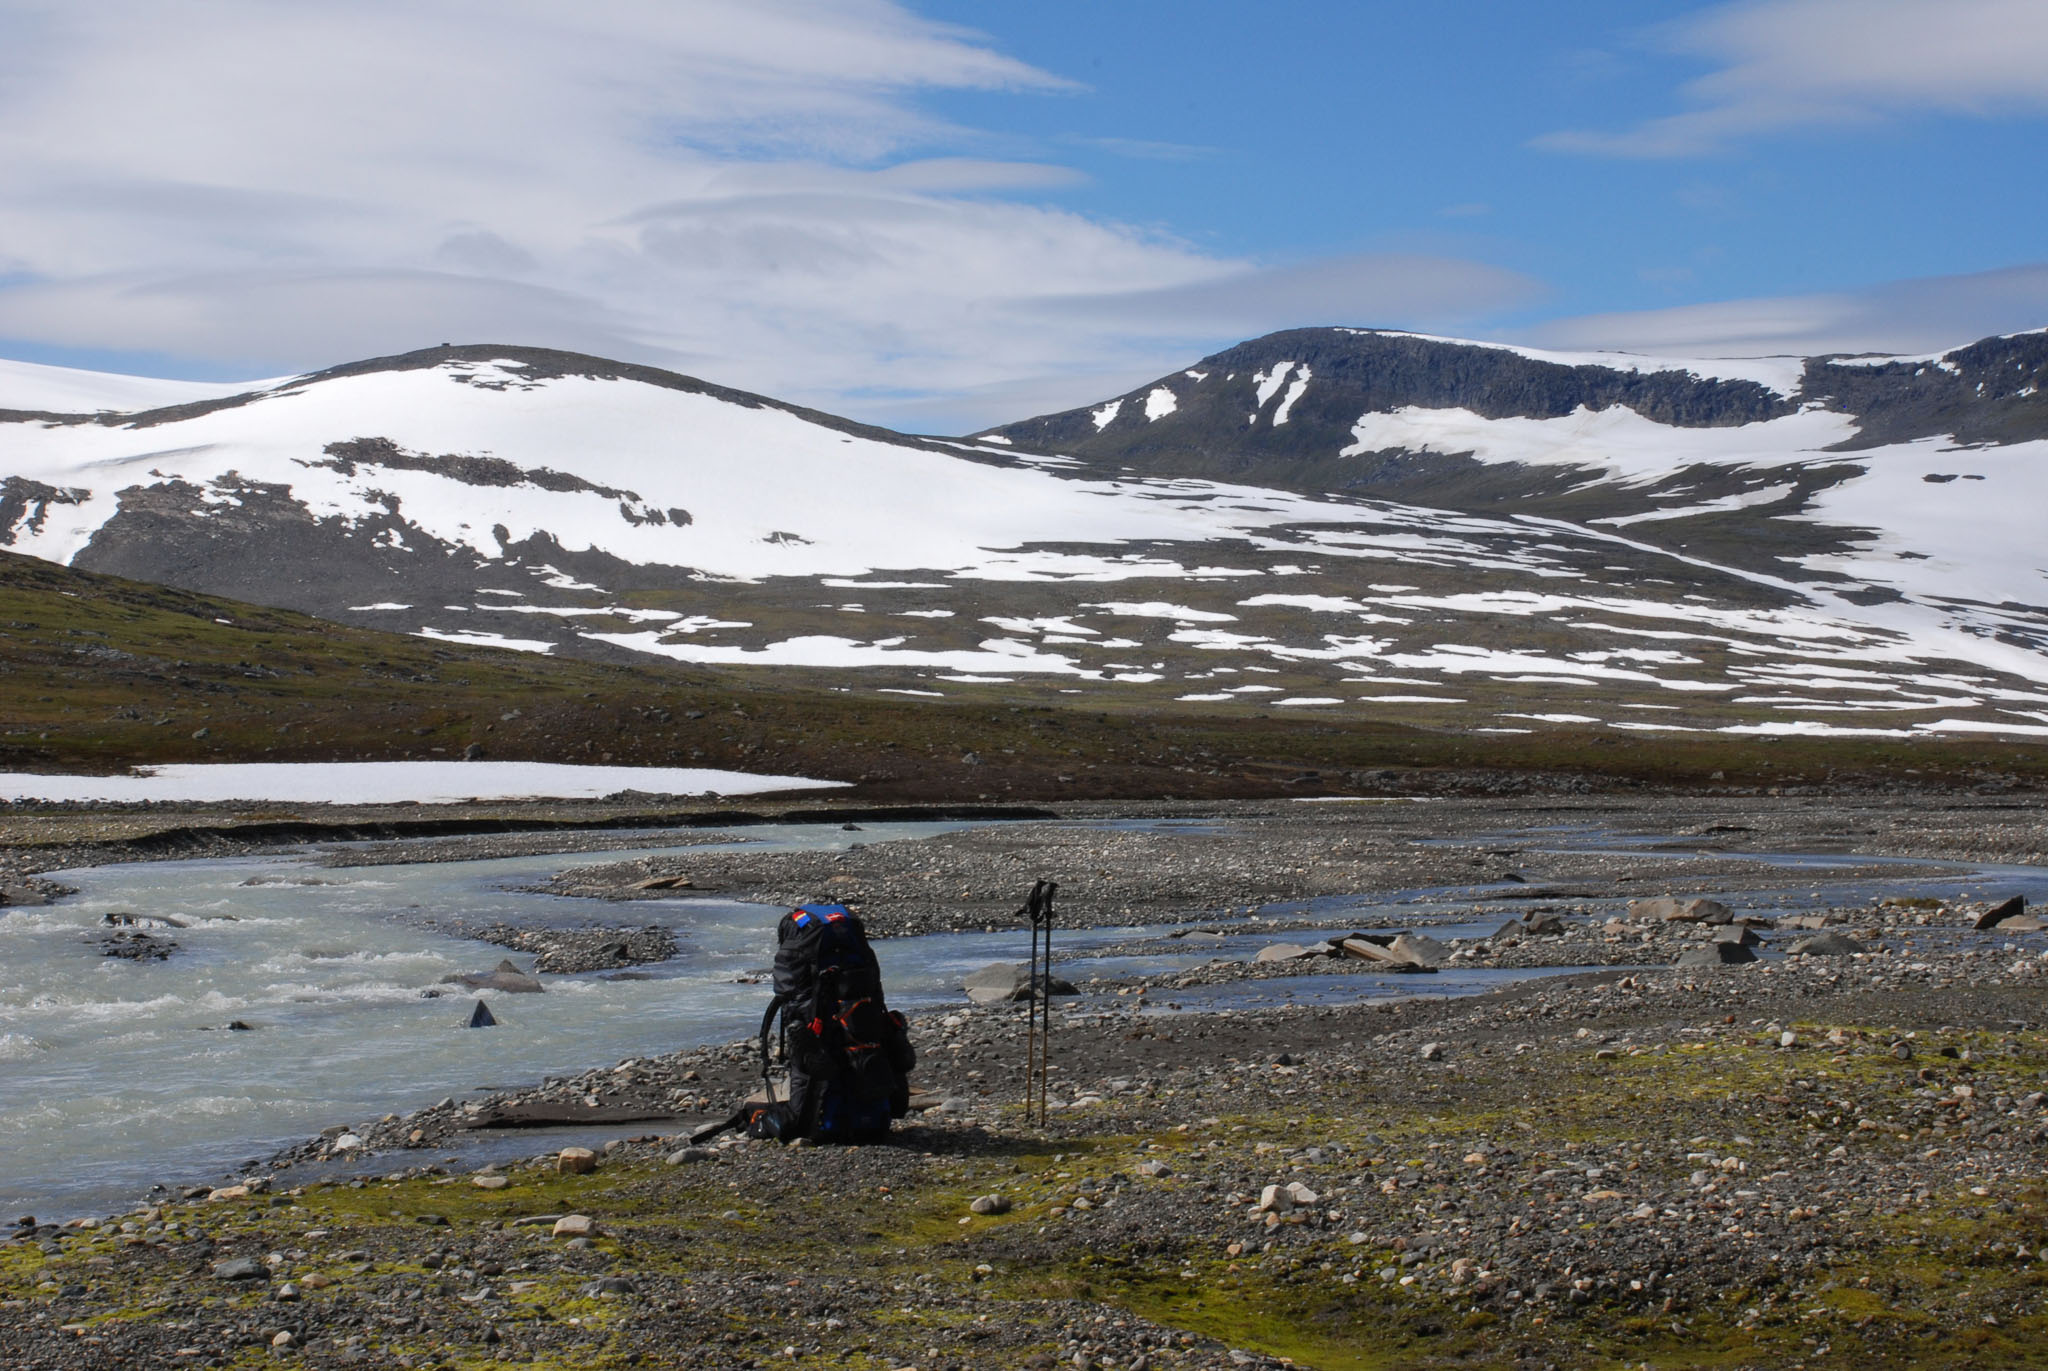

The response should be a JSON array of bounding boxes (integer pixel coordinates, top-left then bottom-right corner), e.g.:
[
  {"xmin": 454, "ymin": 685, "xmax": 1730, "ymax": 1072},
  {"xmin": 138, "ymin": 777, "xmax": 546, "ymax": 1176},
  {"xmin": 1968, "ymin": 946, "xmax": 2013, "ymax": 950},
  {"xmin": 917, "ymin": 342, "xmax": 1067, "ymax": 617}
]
[{"xmin": 702, "ymin": 903, "xmax": 916, "ymax": 1145}]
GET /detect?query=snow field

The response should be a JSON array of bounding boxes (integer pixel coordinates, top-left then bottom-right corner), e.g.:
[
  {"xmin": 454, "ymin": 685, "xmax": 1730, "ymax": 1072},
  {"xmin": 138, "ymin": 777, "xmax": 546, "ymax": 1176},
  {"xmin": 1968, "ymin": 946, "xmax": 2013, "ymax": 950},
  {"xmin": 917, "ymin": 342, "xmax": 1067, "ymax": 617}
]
[{"xmin": 0, "ymin": 761, "xmax": 845, "ymax": 805}]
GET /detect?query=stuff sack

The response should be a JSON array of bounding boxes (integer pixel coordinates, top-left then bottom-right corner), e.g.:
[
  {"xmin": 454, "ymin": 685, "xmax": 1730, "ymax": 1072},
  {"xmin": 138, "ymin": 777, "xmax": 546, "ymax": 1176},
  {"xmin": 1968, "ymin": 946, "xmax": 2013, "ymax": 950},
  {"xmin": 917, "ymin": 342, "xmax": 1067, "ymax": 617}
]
[{"xmin": 759, "ymin": 903, "xmax": 915, "ymax": 1143}]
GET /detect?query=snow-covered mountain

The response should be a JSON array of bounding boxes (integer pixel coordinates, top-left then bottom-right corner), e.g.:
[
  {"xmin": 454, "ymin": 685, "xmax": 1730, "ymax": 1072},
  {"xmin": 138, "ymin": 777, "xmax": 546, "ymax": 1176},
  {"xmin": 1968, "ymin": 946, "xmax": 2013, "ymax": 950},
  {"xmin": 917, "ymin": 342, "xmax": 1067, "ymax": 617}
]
[
  {"xmin": 6, "ymin": 336, "xmax": 2048, "ymax": 745},
  {"xmin": 986, "ymin": 328, "xmax": 2048, "ymax": 612}
]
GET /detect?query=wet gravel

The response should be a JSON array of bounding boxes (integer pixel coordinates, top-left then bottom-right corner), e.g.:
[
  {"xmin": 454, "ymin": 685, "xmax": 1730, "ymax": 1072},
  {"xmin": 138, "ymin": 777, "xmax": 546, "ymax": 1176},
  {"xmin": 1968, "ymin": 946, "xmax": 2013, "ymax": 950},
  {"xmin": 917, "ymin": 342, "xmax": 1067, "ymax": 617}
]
[
  {"xmin": 524, "ymin": 795, "xmax": 2012, "ymax": 938},
  {"xmin": 442, "ymin": 922, "xmax": 680, "ymax": 975}
]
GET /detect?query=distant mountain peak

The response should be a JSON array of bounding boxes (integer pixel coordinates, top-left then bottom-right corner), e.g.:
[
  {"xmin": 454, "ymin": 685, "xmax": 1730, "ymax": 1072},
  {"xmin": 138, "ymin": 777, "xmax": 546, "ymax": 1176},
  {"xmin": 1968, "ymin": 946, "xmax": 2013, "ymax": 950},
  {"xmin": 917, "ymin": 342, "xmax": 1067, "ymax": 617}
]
[{"xmin": 6, "ymin": 328, "xmax": 2048, "ymax": 745}]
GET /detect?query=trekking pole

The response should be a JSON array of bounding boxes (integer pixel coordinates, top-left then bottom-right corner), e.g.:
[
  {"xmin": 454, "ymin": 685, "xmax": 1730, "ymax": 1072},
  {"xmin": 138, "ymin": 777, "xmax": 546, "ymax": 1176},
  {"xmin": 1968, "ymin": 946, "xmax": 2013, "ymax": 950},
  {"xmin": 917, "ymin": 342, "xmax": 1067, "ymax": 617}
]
[
  {"xmin": 1037, "ymin": 881, "xmax": 1058, "ymax": 1125},
  {"xmin": 1024, "ymin": 886, "xmax": 1040, "ymax": 1124},
  {"xmin": 1021, "ymin": 879, "xmax": 1056, "ymax": 1125}
]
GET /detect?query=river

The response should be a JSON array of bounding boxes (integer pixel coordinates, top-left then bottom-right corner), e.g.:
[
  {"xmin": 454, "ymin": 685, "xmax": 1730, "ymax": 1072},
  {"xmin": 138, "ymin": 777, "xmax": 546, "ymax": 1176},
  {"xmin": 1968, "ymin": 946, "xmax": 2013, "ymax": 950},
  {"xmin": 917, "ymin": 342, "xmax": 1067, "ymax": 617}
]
[{"xmin": 4, "ymin": 817, "xmax": 2042, "ymax": 1221}]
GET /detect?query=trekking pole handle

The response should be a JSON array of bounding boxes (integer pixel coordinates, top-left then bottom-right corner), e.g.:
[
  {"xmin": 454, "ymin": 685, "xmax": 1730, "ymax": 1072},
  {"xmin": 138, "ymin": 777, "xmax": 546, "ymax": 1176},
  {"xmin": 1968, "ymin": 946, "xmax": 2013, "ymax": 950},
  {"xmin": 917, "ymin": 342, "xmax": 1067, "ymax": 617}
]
[{"xmin": 1026, "ymin": 878, "xmax": 1058, "ymax": 926}]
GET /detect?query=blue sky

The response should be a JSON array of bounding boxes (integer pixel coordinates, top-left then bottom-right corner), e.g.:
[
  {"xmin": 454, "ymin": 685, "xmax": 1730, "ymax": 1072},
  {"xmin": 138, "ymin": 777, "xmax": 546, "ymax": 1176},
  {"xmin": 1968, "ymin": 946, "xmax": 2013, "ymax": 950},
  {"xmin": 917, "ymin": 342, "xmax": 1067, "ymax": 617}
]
[
  {"xmin": 919, "ymin": 1, "xmax": 2048, "ymax": 320},
  {"xmin": 0, "ymin": 0, "xmax": 2044, "ymax": 429}
]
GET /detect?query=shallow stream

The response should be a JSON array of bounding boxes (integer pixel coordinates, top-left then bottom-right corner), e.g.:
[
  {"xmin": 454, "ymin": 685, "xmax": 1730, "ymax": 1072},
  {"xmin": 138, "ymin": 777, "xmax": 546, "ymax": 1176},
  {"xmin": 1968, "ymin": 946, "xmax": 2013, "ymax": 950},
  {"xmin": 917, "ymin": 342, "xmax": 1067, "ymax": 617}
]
[{"xmin": 3, "ymin": 818, "xmax": 2043, "ymax": 1220}]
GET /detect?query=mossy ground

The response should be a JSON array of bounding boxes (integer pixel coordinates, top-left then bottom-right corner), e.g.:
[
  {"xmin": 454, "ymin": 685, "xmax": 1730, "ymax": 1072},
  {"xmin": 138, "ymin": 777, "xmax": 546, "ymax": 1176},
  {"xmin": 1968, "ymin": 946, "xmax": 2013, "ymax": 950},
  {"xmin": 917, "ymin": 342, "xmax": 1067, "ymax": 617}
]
[{"xmin": 11, "ymin": 1015, "xmax": 2039, "ymax": 1368}]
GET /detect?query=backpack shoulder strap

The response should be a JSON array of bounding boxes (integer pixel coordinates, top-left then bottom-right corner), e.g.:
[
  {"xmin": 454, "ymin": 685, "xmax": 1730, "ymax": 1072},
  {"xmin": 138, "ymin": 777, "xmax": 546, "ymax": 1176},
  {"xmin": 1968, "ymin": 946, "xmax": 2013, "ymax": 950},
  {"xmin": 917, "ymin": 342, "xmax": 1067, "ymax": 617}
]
[{"xmin": 756, "ymin": 990, "xmax": 789, "ymax": 1098}]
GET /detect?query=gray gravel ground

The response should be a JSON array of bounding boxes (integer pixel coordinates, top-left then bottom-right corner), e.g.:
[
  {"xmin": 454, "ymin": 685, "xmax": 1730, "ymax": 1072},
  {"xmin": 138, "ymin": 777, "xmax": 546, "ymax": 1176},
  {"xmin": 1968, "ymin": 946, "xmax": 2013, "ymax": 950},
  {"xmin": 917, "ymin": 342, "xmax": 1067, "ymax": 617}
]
[
  {"xmin": 4, "ymin": 793, "xmax": 2046, "ymax": 1369},
  {"xmin": 523, "ymin": 794, "xmax": 2026, "ymax": 936}
]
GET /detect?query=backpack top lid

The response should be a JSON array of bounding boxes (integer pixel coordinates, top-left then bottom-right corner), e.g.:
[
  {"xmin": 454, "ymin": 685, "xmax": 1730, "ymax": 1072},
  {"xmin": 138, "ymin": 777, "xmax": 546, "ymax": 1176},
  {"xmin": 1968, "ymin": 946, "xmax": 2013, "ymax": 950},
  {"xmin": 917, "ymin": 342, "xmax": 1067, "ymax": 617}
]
[{"xmin": 791, "ymin": 903, "xmax": 854, "ymax": 927}]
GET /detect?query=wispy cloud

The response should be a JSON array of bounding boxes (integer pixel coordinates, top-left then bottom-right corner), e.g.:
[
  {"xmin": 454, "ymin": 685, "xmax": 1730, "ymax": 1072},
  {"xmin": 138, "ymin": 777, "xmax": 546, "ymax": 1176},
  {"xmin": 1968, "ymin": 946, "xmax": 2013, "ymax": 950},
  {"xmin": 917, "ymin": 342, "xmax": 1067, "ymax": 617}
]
[
  {"xmin": 1526, "ymin": 260, "xmax": 2048, "ymax": 357},
  {"xmin": 1033, "ymin": 253, "xmax": 1544, "ymax": 336},
  {"xmin": 1540, "ymin": 0, "xmax": 2048, "ymax": 157},
  {"xmin": 0, "ymin": 0, "xmax": 1525, "ymax": 430}
]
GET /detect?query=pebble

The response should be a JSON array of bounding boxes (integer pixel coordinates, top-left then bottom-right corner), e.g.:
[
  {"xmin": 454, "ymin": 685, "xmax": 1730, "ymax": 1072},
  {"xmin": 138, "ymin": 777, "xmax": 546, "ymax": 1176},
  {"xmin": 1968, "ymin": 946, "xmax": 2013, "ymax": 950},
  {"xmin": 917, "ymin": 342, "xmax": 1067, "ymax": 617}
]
[{"xmin": 210, "ymin": 1257, "xmax": 267, "ymax": 1282}]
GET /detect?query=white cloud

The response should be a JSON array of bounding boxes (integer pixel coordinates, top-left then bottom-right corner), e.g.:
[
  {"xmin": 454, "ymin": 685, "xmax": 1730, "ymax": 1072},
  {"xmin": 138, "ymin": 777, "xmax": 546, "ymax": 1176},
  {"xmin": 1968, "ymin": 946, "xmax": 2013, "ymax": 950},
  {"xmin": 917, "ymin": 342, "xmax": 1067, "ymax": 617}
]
[
  {"xmin": 1033, "ymin": 253, "xmax": 1543, "ymax": 336},
  {"xmin": 0, "ymin": 269, "xmax": 646, "ymax": 370},
  {"xmin": 1542, "ymin": 0, "xmax": 2048, "ymax": 156},
  {"xmin": 1525, "ymin": 260, "xmax": 2048, "ymax": 357},
  {"xmin": 0, "ymin": 0, "xmax": 1531, "ymax": 431}
]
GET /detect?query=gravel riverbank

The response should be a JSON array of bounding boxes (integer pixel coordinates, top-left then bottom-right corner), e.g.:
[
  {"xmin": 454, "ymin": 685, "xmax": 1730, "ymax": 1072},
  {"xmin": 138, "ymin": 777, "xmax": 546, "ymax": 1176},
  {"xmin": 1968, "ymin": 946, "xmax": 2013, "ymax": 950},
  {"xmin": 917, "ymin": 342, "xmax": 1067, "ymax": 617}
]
[
  {"xmin": 522, "ymin": 793, "xmax": 2039, "ymax": 937},
  {"xmin": 3, "ymin": 793, "xmax": 2046, "ymax": 1369}
]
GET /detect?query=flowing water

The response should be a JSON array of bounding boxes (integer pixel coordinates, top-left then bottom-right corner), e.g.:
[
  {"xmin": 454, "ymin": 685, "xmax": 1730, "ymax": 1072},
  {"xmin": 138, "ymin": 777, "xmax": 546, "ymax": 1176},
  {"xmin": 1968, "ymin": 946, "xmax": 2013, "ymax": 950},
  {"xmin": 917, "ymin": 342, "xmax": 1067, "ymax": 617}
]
[{"xmin": 3, "ymin": 818, "xmax": 2043, "ymax": 1221}]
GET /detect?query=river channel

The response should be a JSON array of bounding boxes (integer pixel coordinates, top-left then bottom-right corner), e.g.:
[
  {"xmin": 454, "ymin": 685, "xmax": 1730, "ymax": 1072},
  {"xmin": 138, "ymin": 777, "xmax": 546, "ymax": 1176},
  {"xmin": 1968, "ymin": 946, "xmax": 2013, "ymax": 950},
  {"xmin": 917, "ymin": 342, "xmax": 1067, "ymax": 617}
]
[{"xmin": 4, "ymin": 817, "xmax": 2044, "ymax": 1221}]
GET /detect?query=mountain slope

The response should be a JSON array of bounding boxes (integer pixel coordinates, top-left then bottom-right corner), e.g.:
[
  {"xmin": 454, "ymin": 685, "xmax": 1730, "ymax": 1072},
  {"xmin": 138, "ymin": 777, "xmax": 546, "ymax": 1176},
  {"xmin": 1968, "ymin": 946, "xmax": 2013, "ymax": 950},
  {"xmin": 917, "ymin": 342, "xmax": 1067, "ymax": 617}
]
[
  {"xmin": 987, "ymin": 327, "xmax": 2048, "ymax": 472},
  {"xmin": 984, "ymin": 326, "xmax": 2048, "ymax": 646},
  {"xmin": 6, "ymin": 338, "xmax": 2048, "ymax": 747},
  {"xmin": 10, "ymin": 552, "xmax": 2047, "ymax": 796}
]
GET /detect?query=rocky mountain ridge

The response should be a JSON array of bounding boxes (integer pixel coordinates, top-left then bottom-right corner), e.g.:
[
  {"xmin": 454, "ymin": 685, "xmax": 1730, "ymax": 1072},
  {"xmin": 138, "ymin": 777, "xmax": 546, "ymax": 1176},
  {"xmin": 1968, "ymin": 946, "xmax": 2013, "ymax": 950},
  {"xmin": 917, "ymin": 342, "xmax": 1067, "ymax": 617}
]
[
  {"xmin": 987, "ymin": 326, "xmax": 2048, "ymax": 476},
  {"xmin": 5, "ymin": 331, "xmax": 2048, "ymax": 746}
]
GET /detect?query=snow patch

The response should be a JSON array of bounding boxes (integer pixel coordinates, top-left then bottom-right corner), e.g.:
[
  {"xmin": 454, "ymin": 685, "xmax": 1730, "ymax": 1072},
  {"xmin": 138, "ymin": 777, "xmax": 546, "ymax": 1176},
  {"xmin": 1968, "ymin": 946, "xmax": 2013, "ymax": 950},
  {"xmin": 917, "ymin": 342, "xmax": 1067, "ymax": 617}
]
[
  {"xmin": 1341, "ymin": 404, "xmax": 1857, "ymax": 483},
  {"xmin": 0, "ymin": 761, "xmax": 843, "ymax": 805},
  {"xmin": 413, "ymin": 627, "xmax": 554, "ymax": 653},
  {"xmin": 1591, "ymin": 483, "xmax": 1799, "ymax": 527},
  {"xmin": 1338, "ymin": 329, "xmax": 1808, "ymax": 395},
  {"xmin": 1088, "ymin": 601, "xmax": 1237, "ymax": 623},
  {"xmin": 1272, "ymin": 367, "xmax": 1311, "ymax": 425},
  {"xmin": 1250, "ymin": 362, "xmax": 1297, "ymax": 420},
  {"xmin": 0, "ymin": 357, "xmax": 288, "ymax": 414},
  {"xmin": 582, "ymin": 630, "xmax": 1098, "ymax": 676}
]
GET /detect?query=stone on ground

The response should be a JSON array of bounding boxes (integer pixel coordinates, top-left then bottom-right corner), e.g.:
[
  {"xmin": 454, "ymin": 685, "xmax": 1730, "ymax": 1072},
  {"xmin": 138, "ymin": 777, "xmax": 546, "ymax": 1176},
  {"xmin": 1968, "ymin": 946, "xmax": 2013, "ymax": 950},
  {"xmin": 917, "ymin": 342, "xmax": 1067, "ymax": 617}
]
[
  {"xmin": 1975, "ymin": 895, "xmax": 2025, "ymax": 931},
  {"xmin": 1632, "ymin": 896, "xmax": 1734, "ymax": 923},
  {"xmin": 1674, "ymin": 941, "xmax": 1757, "ymax": 967},
  {"xmin": 211, "ymin": 1257, "xmax": 267, "ymax": 1281},
  {"xmin": 1788, "ymin": 932, "xmax": 1867, "ymax": 956},
  {"xmin": 443, "ymin": 959, "xmax": 544, "ymax": 994},
  {"xmin": 962, "ymin": 962, "xmax": 1078, "ymax": 1003}
]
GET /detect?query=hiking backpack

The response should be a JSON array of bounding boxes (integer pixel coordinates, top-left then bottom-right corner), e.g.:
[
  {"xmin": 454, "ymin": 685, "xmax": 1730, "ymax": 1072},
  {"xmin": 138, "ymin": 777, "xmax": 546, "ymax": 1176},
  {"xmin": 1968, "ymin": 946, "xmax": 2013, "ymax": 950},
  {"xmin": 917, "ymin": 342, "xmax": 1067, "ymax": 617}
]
[{"xmin": 745, "ymin": 903, "xmax": 915, "ymax": 1143}]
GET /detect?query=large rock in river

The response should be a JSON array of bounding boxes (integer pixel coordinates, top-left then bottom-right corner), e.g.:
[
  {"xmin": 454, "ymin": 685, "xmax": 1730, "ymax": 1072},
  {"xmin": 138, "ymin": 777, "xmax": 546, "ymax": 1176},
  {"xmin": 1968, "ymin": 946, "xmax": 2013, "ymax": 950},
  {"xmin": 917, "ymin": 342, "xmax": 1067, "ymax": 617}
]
[
  {"xmin": 1975, "ymin": 896, "xmax": 2025, "ymax": 931},
  {"xmin": 1787, "ymin": 932, "xmax": 1867, "ymax": 956},
  {"xmin": 1386, "ymin": 933, "xmax": 1449, "ymax": 968},
  {"xmin": 1632, "ymin": 896, "xmax": 1734, "ymax": 924},
  {"xmin": 1338, "ymin": 935, "xmax": 1438, "ymax": 972},
  {"xmin": 442, "ymin": 959, "xmax": 544, "ymax": 993},
  {"xmin": 963, "ymin": 962, "xmax": 1078, "ymax": 1004},
  {"xmin": 1253, "ymin": 942, "xmax": 1331, "ymax": 963},
  {"xmin": 1674, "ymin": 941, "xmax": 1756, "ymax": 967}
]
